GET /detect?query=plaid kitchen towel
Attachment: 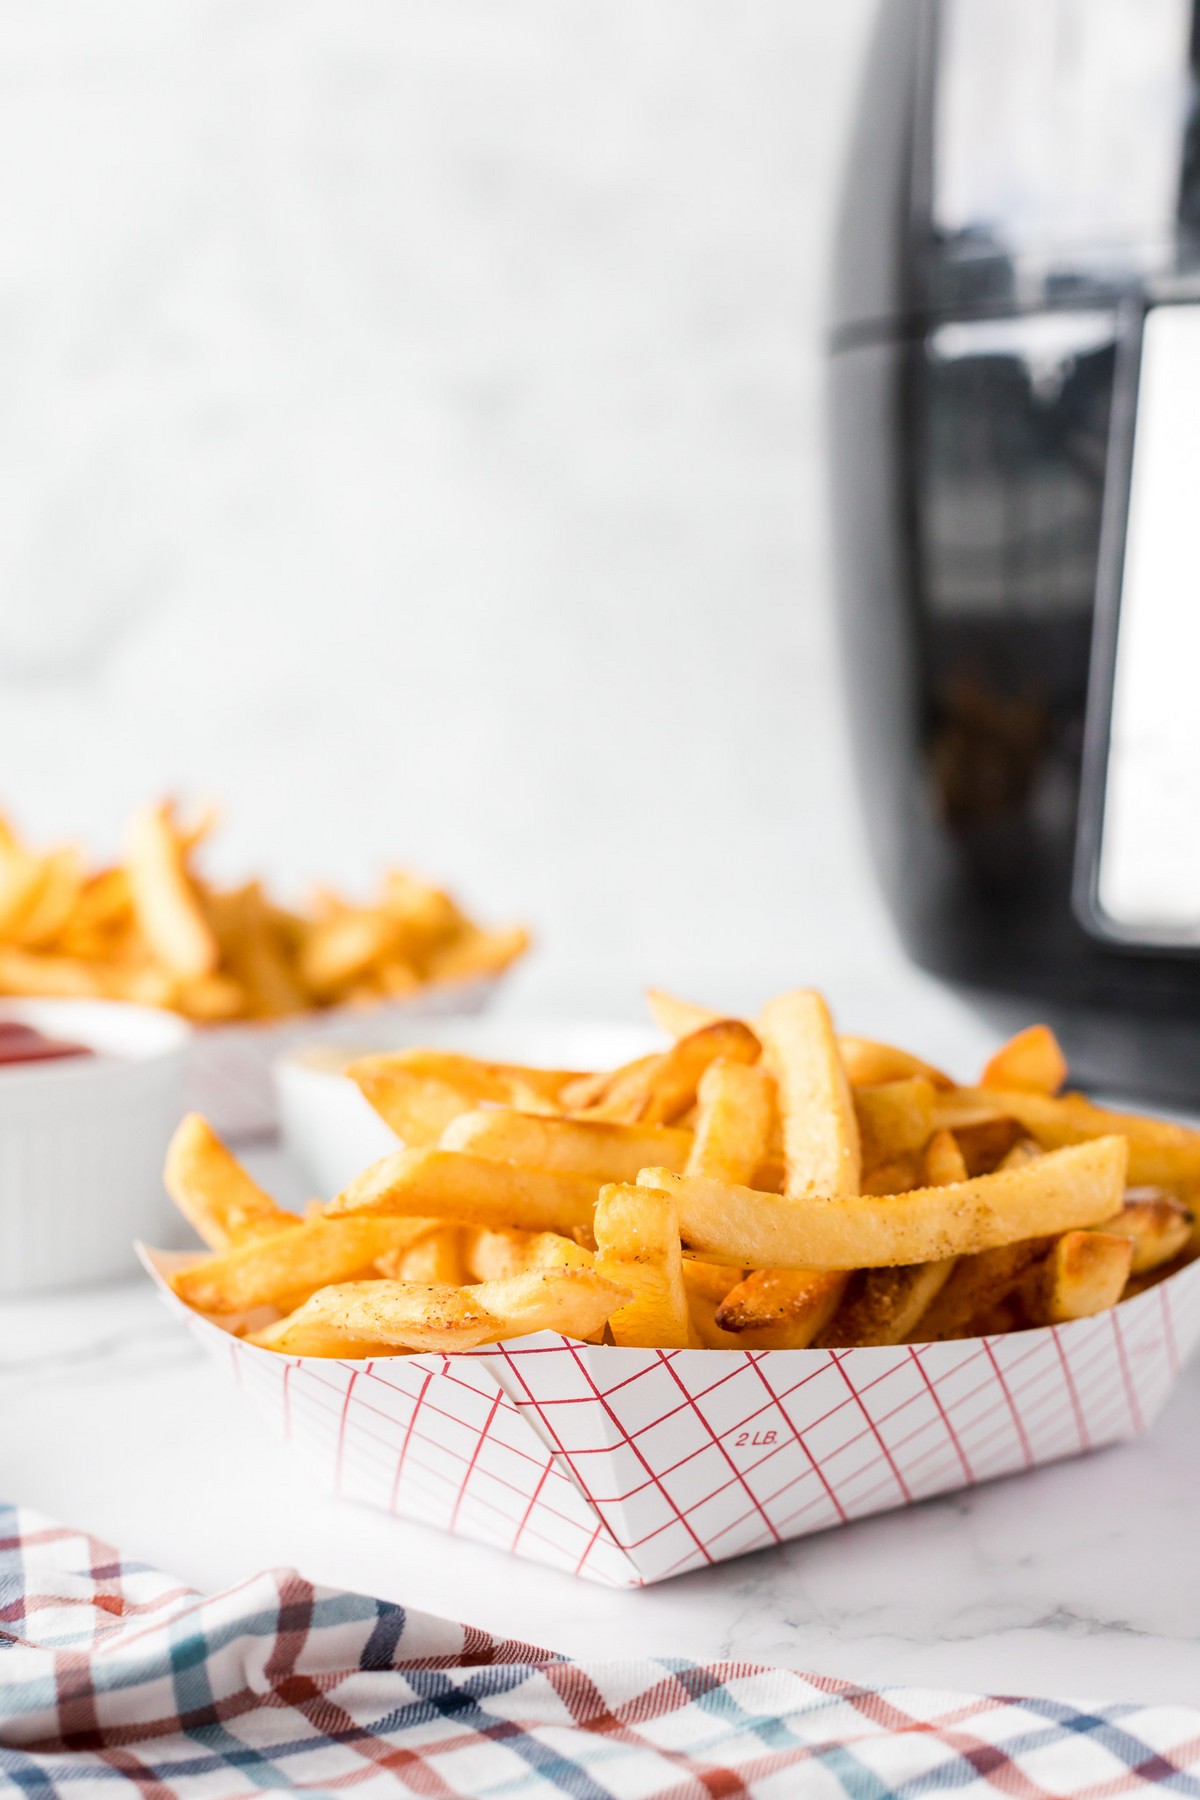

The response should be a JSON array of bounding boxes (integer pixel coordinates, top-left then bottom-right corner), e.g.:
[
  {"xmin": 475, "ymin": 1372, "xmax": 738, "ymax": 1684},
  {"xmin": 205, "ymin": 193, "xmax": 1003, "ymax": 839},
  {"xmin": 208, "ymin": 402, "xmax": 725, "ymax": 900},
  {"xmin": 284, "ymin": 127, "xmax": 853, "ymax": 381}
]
[{"xmin": 3, "ymin": 1505, "xmax": 1200, "ymax": 1800}]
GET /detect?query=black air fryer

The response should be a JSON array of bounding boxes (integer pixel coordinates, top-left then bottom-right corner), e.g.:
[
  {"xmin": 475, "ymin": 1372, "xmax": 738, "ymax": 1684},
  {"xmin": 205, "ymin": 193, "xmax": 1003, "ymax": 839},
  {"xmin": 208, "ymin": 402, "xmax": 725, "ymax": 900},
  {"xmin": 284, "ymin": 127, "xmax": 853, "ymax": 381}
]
[{"xmin": 829, "ymin": 0, "xmax": 1200, "ymax": 1102}]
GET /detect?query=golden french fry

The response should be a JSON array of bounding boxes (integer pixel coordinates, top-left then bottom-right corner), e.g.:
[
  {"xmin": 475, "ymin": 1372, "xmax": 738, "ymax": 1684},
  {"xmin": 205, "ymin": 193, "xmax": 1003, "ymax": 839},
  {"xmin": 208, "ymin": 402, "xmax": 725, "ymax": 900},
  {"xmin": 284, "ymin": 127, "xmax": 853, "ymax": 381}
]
[
  {"xmin": 837, "ymin": 1036, "xmax": 953, "ymax": 1090},
  {"xmin": 349, "ymin": 1050, "xmax": 582, "ymax": 1146},
  {"xmin": 644, "ymin": 989, "xmax": 722, "ymax": 1040},
  {"xmin": 951, "ymin": 1115, "xmax": 1026, "ymax": 1176},
  {"xmin": 715, "ymin": 1269, "xmax": 847, "ymax": 1348},
  {"xmin": 164, "ymin": 1113, "xmax": 299, "ymax": 1251},
  {"xmin": 685, "ymin": 1059, "xmax": 775, "ymax": 1184},
  {"xmin": 923, "ymin": 1129, "xmax": 969, "ymax": 1187},
  {"xmin": 1024, "ymin": 1231, "xmax": 1133, "ymax": 1326},
  {"xmin": 5, "ymin": 847, "xmax": 84, "ymax": 949},
  {"xmin": 855, "ymin": 1077, "xmax": 936, "ymax": 1171},
  {"xmin": 937, "ymin": 1088, "xmax": 1200, "ymax": 1190},
  {"xmin": 443, "ymin": 1109, "xmax": 693, "ymax": 1183},
  {"xmin": 559, "ymin": 1055, "xmax": 661, "ymax": 1114},
  {"xmin": 909, "ymin": 1238, "xmax": 1053, "ymax": 1341},
  {"xmin": 0, "ymin": 946, "xmax": 108, "ymax": 999},
  {"xmin": 169, "ymin": 1215, "xmax": 437, "ymax": 1313},
  {"xmin": 571, "ymin": 1020, "xmax": 761, "ymax": 1126},
  {"xmin": 125, "ymin": 802, "xmax": 219, "ymax": 981},
  {"xmin": 757, "ymin": 990, "xmax": 860, "ymax": 1198},
  {"xmin": 251, "ymin": 1268, "xmax": 627, "ymax": 1358},
  {"xmin": 0, "ymin": 850, "xmax": 54, "ymax": 939},
  {"xmin": 594, "ymin": 1183, "xmax": 691, "ymax": 1349},
  {"xmin": 981, "ymin": 1024, "xmax": 1068, "ymax": 1096},
  {"xmin": 328, "ymin": 1147, "xmax": 600, "ymax": 1237},
  {"xmin": 819, "ymin": 1128, "xmax": 965, "ymax": 1348},
  {"xmin": 381, "ymin": 1226, "xmax": 467, "ymax": 1286},
  {"xmin": 462, "ymin": 1229, "xmax": 595, "ymax": 1282},
  {"xmin": 170, "ymin": 972, "xmax": 248, "ymax": 1022},
  {"xmin": 423, "ymin": 924, "xmax": 530, "ymax": 985},
  {"xmin": 207, "ymin": 883, "xmax": 308, "ymax": 1020},
  {"xmin": 644, "ymin": 995, "xmax": 957, "ymax": 1099},
  {"xmin": 1095, "ymin": 1196, "xmax": 1193, "ymax": 1275},
  {"xmin": 682, "ymin": 1260, "xmax": 750, "ymax": 1348},
  {"xmin": 641, "ymin": 1137, "xmax": 1128, "ymax": 1270},
  {"xmin": 818, "ymin": 1261, "xmax": 955, "ymax": 1349},
  {"xmin": 299, "ymin": 909, "xmax": 399, "ymax": 998},
  {"xmin": 859, "ymin": 1153, "xmax": 923, "ymax": 1195}
]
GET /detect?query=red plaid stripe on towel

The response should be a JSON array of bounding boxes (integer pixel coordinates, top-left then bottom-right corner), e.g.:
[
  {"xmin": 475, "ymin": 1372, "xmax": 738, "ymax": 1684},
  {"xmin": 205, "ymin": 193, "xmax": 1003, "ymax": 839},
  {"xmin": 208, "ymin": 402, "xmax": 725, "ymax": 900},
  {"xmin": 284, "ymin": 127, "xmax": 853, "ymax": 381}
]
[{"xmin": 3, "ymin": 1505, "xmax": 1200, "ymax": 1799}]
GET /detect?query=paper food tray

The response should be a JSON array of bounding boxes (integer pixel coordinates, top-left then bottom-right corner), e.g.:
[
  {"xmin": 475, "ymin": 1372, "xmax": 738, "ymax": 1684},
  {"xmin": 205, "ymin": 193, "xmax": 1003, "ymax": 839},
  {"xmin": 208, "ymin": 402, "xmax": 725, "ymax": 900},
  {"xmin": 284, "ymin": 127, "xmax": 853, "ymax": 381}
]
[
  {"xmin": 143, "ymin": 1247, "xmax": 1200, "ymax": 1588},
  {"xmin": 183, "ymin": 977, "xmax": 499, "ymax": 1142}
]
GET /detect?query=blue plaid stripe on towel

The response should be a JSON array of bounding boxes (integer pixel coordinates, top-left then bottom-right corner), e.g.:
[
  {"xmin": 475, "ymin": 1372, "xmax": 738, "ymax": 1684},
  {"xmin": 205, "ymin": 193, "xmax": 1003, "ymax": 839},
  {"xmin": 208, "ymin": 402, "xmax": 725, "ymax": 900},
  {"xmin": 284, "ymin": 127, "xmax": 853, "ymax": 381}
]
[{"xmin": 2, "ymin": 1504, "xmax": 1200, "ymax": 1799}]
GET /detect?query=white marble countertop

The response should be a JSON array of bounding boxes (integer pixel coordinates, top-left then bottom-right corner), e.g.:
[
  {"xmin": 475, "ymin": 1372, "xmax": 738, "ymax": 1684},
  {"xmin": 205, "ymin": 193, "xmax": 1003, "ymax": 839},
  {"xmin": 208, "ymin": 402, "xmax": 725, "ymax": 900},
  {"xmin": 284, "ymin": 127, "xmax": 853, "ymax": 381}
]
[{"xmin": 7, "ymin": 1127, "xmax": 1200, "ymax": 1710}]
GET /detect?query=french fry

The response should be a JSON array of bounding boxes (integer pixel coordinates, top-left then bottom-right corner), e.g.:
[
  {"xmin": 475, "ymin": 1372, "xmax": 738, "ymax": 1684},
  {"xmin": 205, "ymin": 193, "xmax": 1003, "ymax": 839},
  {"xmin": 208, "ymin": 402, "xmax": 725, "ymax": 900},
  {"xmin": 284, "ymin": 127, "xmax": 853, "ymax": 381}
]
[
  {"xmin": 818, "ymin": 1261, "xmax": 954, "ymax": 1348},
  {"xmin": 424, "ymin": 924, "xmax": 530, "ymax": 985},
  {"xmin": 643, "ymin": 996, "xmax": 955, "ymax": 1095},
  {"xmin": 380, "ymin": 1226, "xmax": 467, "ymax": 1286},
  {"xmin": 981, "ymin": 1024, "xmax": 1068, "ymax": 1096},
  {"xmin": 0, "ymin": 946, "xmax": 108, "ymax": 999},
  {"xmin": 570, "ymin": 1020, "xmax": 761, "ymax": 1126},
  {"xmin": 952, "ymin": 1116, "xmax": 1025, "ymax": 1176},
  {"xmin": 594, "ymin": 1183, "xmax": 691, "ymax": 1349},
  {"xmin": 207, "ymin": 883, "xmax": 308, "ymax": 1019},
  {"xmin": 855, "ymin": 1077, "xmax": 936, "ymax": 1171},
  {"xmin": 327, "ymin": 1147, "xmax": 601, "ymax": 1237},
  {"xmin": 685, "ymin": 1059, "xmax": 775, "ymax": 1184},
  {"xmin": 559, "ymin": 1056, "xmax": 659, "ymax": 1114},
  {"xmin": 170, "ymin": 972, "xmax": 248, "ymax": 1022},
  {"xmin": 715, "ymin": 1268, "xmax": 847, "ymax": 1348},
  {"xmin": 299, "ymin": 909, "xmax": 400, "ymax": 998},
  {"xmin": 251, "ymin": 1268, "xmax": 628, "ymax": 1358},
  {"xmin": 164, "ymin": 1113, "xmax": 299, "ymax": 1250},
  {"xmin": 644, "ymin": 989, "xmax": 722, "ymax": 1040},
  {"xmin": 908, "ymin": 1237, "xmax": 1054, "ymax": 1341},
  {"xmin": 818, "ymin": 1129, "xmax": 965, "ymax": 1348},
  {"xmin": 923, "ymin": 1128, "xmax": 969, "ymax": 1187},
  {"xmin": 1023, "ymin": 1231, "xmax": 1133, "ymax": 1326},
  {"xmin": 682, "ymin": 1259, "xmax": 748, "ymax": 1348},
  {"xmin": 5, "ymin": 848, "xmax": 84, "ymax": 949},
  {"xmin": 125, "ymin": 802, "xmax": 218, "ymax": 981},
  {"xmin": 462, "ymin": 1229, "xmax": 595, "ymax": 1282},
  {"xmin": 350, "ymin": 1050, "xmax": 582, "ymax": 1147},
  {"xmin": 736, "ymin": 994, "xmax": 861, "ymax": 1343},
  {"xmin": 1095, "ymin": 1196, "xmax": 1193, "ymax": 1275},
  {"xmin": 169, "ymin": 1215, "xmax": 438, "ymax": 1313},
  {"xmin": 642, "ymin": 1137, "xmax": 1128, "ymax": 1270},
  {"xmin": 442, "ymin": 1109, "xmax": 694, "ymax": 1183},
  {"xmin": 757, "ymin": 990, "xmax": 860, "ymax": 1198},
  {"xmin": 837, "ymin": 1037, "xmax": 953, "ymax": 1090},
  {"xmin": 937, "ymin": 1088, "xmax": 1200, "ymax": 1190}
]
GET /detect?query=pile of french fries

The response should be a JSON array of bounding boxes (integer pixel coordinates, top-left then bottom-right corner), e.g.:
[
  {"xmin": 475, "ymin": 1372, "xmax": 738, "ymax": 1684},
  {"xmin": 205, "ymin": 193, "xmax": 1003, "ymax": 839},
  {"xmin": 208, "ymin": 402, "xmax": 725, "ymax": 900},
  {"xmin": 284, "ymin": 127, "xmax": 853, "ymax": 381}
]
[
  {"xmin": 161, "ymin": 986, "xmax": 1200, "ymax": 1357},
  {"xmin": 0, "ymin": 801, "xmax": 527, "ymax": 1022}
]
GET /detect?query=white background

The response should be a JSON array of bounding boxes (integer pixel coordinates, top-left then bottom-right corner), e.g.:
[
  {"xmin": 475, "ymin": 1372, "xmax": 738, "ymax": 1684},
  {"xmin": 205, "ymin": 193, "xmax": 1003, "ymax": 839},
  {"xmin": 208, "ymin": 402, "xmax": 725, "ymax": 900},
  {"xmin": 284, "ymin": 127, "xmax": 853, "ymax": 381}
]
[{"xmin": 0, "ymin": 0, "xmax": 944, "ymax": 1029}]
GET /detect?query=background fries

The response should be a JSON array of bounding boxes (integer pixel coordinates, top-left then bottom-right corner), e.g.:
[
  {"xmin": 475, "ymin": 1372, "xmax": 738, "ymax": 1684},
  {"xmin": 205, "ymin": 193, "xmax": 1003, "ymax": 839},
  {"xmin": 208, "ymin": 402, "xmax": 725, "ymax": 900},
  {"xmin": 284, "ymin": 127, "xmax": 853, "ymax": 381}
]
[
  {"xmin": 160, "ymin": 992, "xmax": 1200, "ymax": 1357},
  {"xmin": 0, "ymin": 800, "xmax": 527, "ymax": 1022}
]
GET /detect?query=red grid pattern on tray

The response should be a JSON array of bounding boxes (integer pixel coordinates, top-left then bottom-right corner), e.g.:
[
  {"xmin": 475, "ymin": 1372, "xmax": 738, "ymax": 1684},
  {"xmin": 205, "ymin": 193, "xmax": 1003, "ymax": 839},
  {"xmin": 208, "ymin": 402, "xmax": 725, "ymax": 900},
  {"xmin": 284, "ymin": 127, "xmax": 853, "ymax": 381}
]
[{"xmin": 165, "ymin": 1256, "xmax": 1200, "ymax": 1587}]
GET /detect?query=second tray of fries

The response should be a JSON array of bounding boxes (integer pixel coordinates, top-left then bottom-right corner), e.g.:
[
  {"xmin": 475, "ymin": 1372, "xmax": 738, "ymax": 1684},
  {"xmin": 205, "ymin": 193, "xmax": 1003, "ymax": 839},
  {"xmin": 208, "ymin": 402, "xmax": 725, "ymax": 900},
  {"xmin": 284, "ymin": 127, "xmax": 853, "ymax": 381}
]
[{"xmin": 148, "ymin": 985, "xmax": 1200, "ymax": 1583}]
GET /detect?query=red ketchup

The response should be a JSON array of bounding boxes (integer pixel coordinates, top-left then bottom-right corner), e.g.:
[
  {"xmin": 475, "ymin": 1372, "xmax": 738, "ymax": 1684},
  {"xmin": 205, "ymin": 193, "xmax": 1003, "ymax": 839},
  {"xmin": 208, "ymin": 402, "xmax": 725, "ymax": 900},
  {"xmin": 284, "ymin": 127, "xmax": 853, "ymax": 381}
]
[{"xmin": 0, "ymin": 1020, "xmax": 93, "ymax": 1066}]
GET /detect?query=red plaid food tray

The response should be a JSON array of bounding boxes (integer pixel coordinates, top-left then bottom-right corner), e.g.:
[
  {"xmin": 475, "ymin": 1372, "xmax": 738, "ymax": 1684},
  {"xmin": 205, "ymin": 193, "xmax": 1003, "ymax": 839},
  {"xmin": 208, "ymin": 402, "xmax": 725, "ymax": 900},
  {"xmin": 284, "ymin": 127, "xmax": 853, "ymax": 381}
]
[{"xmin": 144, "ymin": 1249, "xmax": 1200, "ymax": 1588}]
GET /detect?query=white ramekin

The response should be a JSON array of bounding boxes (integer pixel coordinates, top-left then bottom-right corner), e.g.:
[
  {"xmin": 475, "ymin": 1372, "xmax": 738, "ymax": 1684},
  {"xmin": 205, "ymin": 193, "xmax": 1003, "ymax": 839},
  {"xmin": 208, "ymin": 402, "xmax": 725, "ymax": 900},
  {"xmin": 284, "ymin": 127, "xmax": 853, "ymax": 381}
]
[
  {"xmin": 0, "ymin": 998, "xmax": 191, "ymax": 1295},
  {"xmin": 274, "ymin": 1018, "xmax": 660, "ymax": 1198}
]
